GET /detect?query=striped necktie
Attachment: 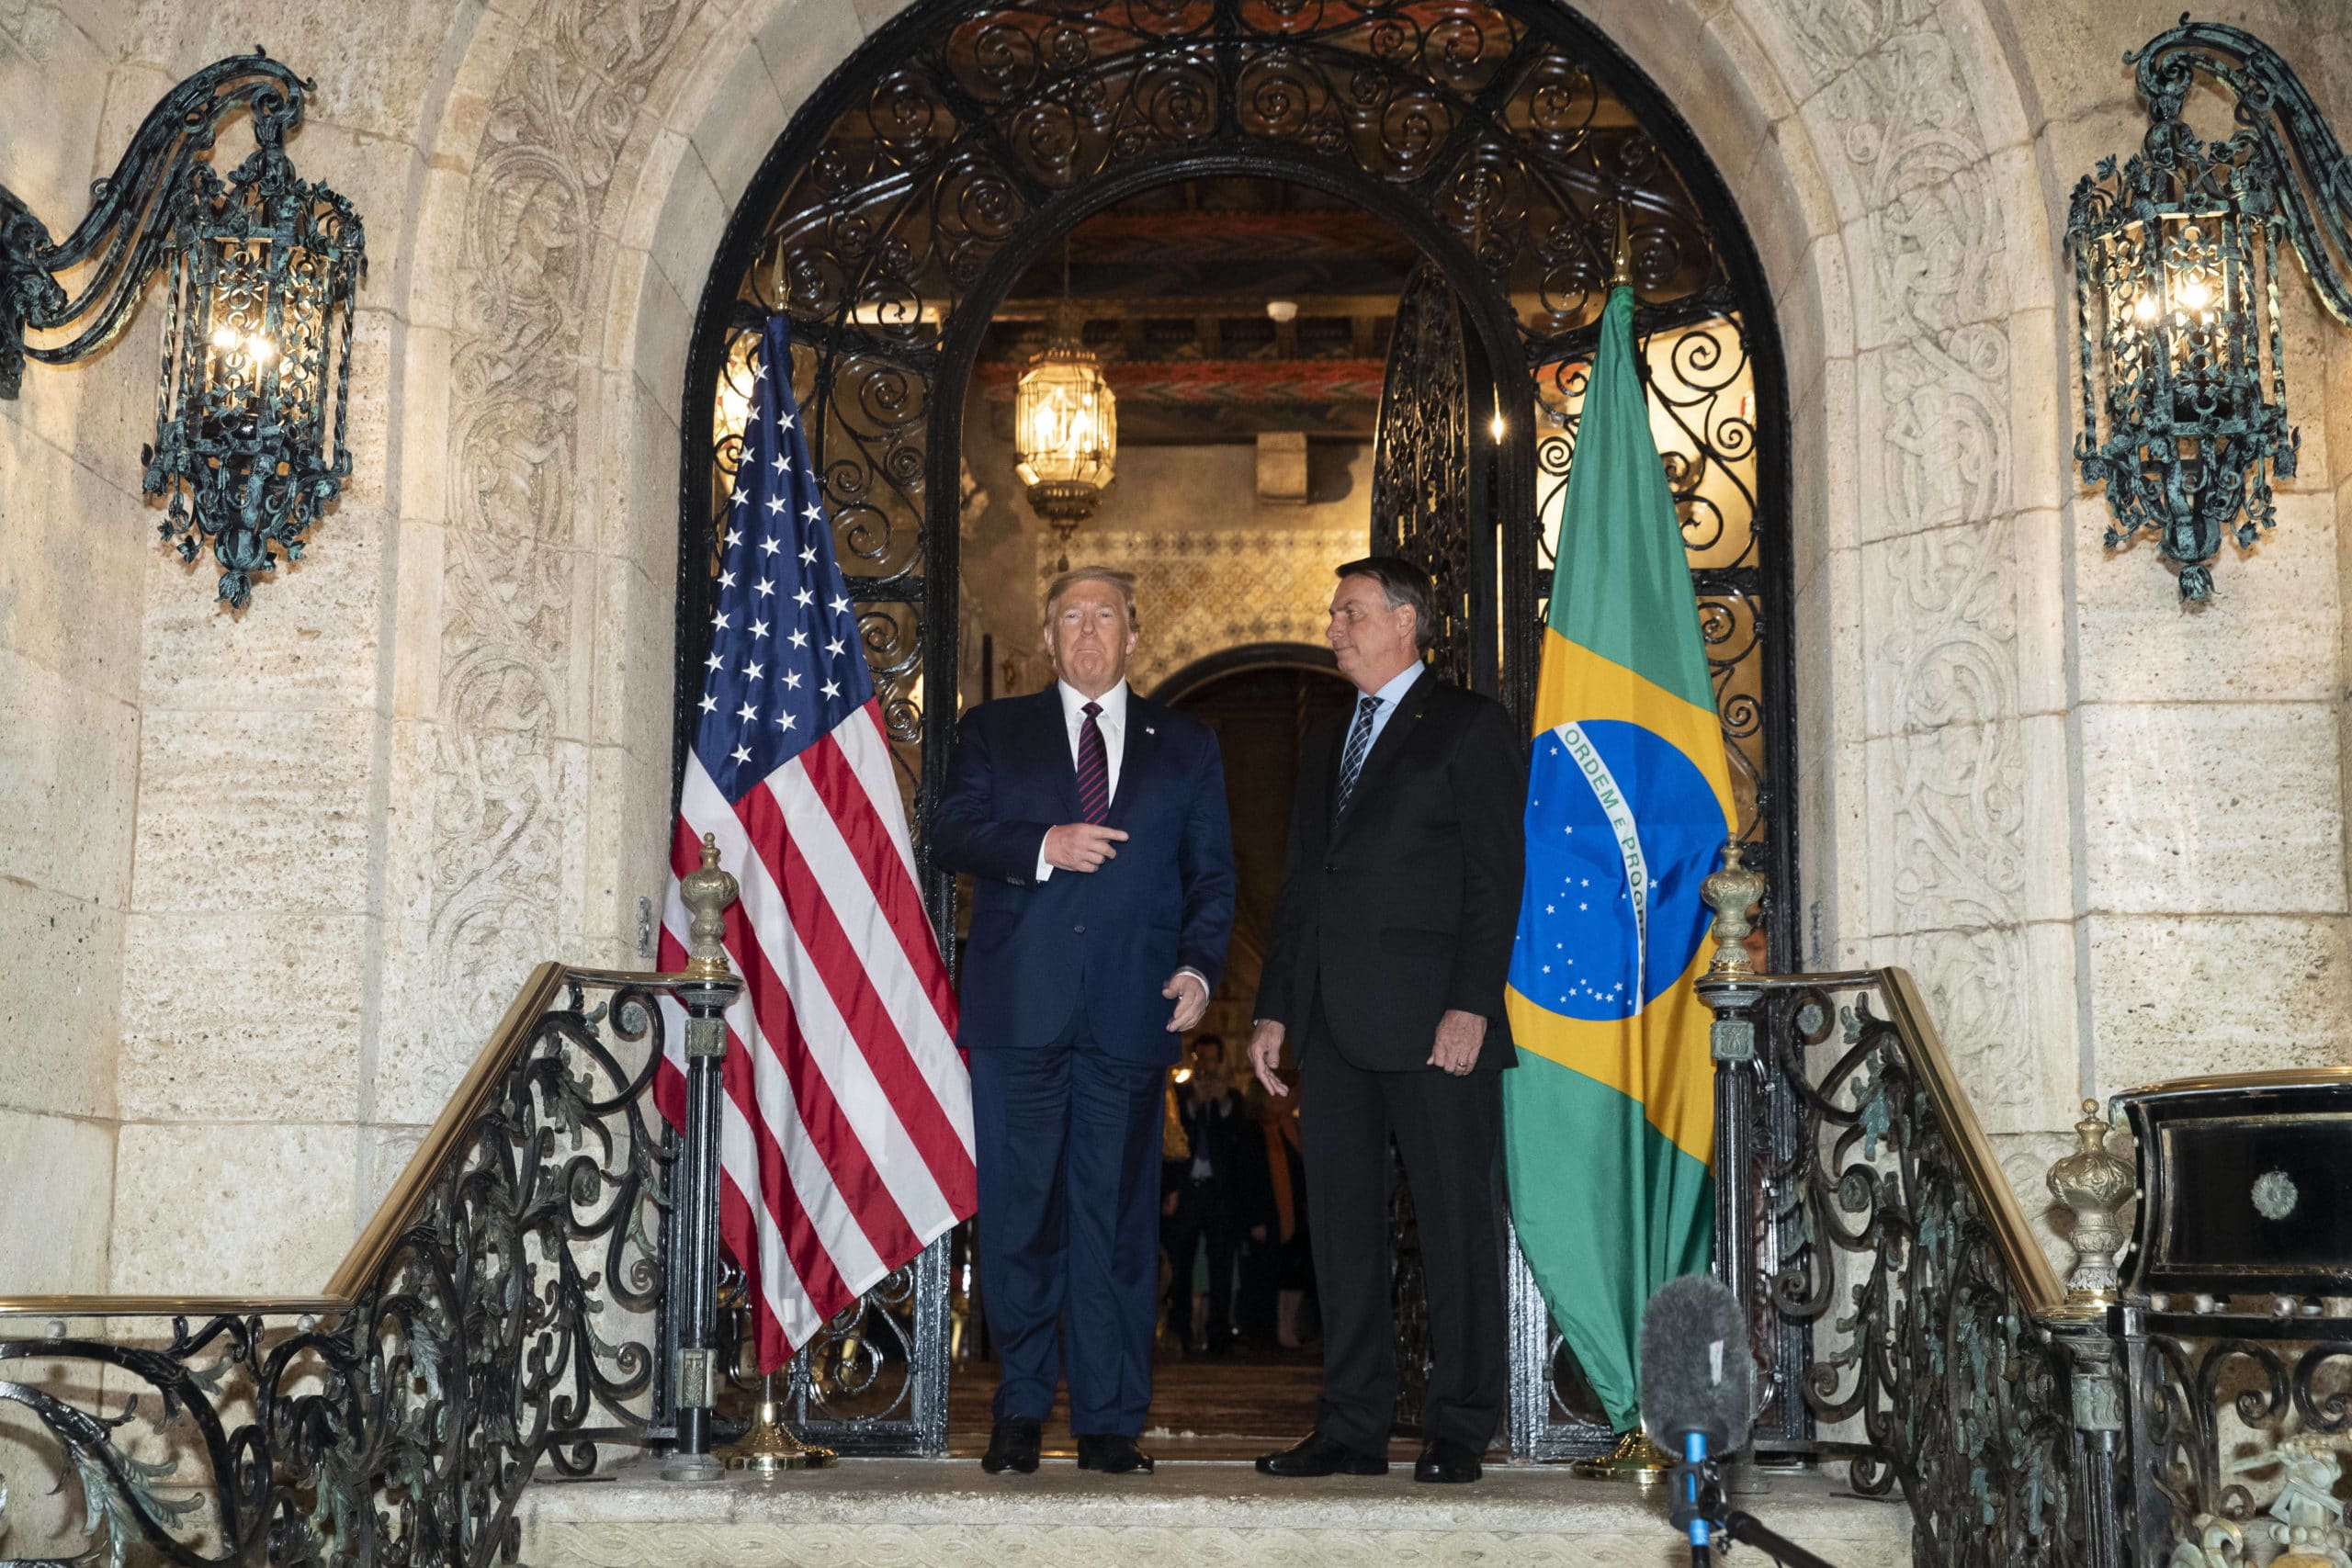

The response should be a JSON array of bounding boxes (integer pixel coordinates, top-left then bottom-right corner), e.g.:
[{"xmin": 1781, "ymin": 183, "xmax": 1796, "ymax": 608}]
[
  {"xmin": 1076, "ymin": 701, "xmax": 1110, "ymax": 825},
  {"xmin": 1333, "ymin": 694, "xmax": 1381, "ymax": 819}
]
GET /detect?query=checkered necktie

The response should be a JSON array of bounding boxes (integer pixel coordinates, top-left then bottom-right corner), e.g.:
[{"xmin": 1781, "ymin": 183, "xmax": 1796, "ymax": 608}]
[
  {"xmin": 1333, "ymin": 694, "xmax": 1382, "ymax": 819},
  {"xmin": 1076, "ymin": 701, "xmax": 1110, "ymax": 825}
]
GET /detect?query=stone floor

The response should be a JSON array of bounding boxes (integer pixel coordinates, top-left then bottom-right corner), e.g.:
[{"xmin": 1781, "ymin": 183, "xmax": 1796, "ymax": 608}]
[{"xmin": 516, "ymin": 1457, "xmax": 1916, "ymax": 1567}]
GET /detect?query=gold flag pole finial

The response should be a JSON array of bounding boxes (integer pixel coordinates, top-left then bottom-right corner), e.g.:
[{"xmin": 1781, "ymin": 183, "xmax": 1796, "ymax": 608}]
[{"xmin": 1611, "ymin": 201, "xmax": 1634, "ymax": 289}]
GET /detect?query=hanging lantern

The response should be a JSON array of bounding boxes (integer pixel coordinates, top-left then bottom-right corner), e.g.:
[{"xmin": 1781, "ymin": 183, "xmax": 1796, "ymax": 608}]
[
  {"xmin": 0, "ymin": 52, "xmax": 365, "ymax": 610},
  {"xmin": 2056, "ymin": 19, "xmax": 2352, "ymax": 602},
  {"xmin": 1013, "ymin": 304, "xmax": 1115, "ymax": 560},
  {"xmin": 2068, "ymin": 121, "xmax": 2291, "ymax": 602},
  {"xmin": 146, "ymin": 95, "xmax": 365, "ymax": 609}
]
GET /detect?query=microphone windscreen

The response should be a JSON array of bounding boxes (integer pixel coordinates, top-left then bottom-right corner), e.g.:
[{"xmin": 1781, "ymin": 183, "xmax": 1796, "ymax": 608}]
[{"xmin": 1638, "ymin": 1271, "xmax": 1753, "ymax": 1453}]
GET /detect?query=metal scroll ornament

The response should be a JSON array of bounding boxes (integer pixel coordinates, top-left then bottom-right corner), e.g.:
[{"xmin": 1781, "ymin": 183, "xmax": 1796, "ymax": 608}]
[
  {"xmin": 0, "ymin": 51, "xmax": 365, "ymax": 608},
  {"xmin": 2065, "ymin": 20, "xmax": 2352, "ymax": 601}
]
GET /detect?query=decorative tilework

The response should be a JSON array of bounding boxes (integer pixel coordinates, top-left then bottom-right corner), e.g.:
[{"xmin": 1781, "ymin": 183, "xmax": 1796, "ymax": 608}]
[{"xmin": 1041, "ymin": 527, "xmax": 1364, "ymax": 693}]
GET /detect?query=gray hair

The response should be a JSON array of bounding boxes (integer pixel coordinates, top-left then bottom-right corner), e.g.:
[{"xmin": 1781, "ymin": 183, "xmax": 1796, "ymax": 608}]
[{"xmin": 1043, "ymin": 565, "xmax": 1140, "ymax": 634}]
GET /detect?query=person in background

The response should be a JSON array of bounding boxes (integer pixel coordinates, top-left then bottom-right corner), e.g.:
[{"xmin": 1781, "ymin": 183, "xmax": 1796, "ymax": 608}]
[
  {"xmin": 1236, "ymin": 1083, "xmax": 1312, "ymax": 1350},
  {"xmin": 1161, "ymin": 1033, "xmax": 1242, "ymax": 1353}
]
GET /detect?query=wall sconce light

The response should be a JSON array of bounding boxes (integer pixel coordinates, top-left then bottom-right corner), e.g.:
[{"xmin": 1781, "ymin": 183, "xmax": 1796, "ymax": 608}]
[
  {"xmin": 2067, "ymin": 19, "xmax": 2352, "ymax": 601},
  {"xmin": 1, "ymin": 51, "xmax": 365, "ymax": 608}
]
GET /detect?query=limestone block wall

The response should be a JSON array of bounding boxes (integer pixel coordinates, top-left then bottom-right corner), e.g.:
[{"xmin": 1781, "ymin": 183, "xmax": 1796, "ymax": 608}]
[
  {"xmin": 5, "ymin": 0, "xmax": 2352, "ymax": 1297},
  {"xmin": 0, "ymin": 0, "xmax": 144, "ymax": 1294}
]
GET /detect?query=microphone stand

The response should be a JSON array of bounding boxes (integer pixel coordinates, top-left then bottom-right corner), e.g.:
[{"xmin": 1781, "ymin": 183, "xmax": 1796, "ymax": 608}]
[
  {"xmin": 1716, "ymin": 1507, "xmax": 1841, "ymax": 1568},
  {"xmin": 1672, "ymin": 1464, "xmax": 1843, "ymax": 1568}
]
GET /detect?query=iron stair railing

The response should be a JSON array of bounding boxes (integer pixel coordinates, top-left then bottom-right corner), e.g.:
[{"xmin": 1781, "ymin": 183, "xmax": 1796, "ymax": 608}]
[
  {"xmin": 1695, "ymin": 848, "xmax": 2127, "ymax": 1568},
  {"xmin": 0, "ymin": 844, "xmax": 753, "ymax": 1566}
]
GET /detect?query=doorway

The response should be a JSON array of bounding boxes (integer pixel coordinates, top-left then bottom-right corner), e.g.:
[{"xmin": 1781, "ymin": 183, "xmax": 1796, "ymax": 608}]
[{"xmin": 679, "ymin": 0, "xmax": 1794, "ymax": 1459}]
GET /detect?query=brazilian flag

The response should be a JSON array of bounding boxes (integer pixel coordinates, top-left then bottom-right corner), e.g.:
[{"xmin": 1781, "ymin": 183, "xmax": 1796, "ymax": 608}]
[{"xmin": 1503, "ymin": 283, "xmax": 1735, "ymax": 1434}]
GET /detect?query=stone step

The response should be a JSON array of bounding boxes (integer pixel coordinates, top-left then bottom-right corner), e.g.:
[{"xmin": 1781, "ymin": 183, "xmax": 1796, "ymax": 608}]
[{"xmin": 518, "ymin": 1457, "xmax": 1915, "ymax": 1567}]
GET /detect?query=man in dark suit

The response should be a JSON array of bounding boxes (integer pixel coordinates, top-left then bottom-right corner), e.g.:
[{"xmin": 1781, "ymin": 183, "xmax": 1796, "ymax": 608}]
[
  {"xmin": 934, "ymin": 566, "xmax": 1237, "ymax": 1478},
  {"xmin": 1247, "ymin": 555, "xmax": 1525, "ymax": 1485}
]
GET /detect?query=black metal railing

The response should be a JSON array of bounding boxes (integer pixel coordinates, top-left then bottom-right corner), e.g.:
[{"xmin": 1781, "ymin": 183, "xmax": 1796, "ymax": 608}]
[
  {"xmin": 0, "ymin": 961, "xmax": 726, "ymax": 1567},
  {"xmin": 1694, "ymin": 855, "xmax": 2128, "ymax": 1568}
]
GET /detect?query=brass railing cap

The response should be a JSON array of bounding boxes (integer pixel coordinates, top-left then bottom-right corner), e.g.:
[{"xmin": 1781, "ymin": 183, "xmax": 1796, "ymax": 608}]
[
  {"xmin": 2115, "ymin": 1066, "xmax": 2352, "ymax": 1100},
  {"xmin": 0, "ymin": 1294, "xmax": 349, "ymax": 1319}
]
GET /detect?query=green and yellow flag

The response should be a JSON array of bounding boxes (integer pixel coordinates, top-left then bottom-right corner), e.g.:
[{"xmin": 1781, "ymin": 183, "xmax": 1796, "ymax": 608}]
[{"xmin": 1503, "ymin": 283, "xmax": 1735, "ymax": 1434}]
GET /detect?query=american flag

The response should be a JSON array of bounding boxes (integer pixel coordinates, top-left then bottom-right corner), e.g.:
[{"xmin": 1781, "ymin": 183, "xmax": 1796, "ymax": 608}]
[{"xmin": 654, "ymin": 316, "xmax": 976, "ymax": 1372}]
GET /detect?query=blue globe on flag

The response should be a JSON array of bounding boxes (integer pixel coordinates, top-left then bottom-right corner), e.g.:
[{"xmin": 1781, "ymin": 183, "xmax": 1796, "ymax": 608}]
[{"xmin": 1507, "ymin": 718, "xmax": 1720, "ymax": 1022}]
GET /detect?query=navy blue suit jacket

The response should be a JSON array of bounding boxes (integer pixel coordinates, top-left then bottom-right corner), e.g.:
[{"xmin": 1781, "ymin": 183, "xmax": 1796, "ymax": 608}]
[{"xmin": 933, "ymin": 686, "xmax": 1237, "ymax": 1066}]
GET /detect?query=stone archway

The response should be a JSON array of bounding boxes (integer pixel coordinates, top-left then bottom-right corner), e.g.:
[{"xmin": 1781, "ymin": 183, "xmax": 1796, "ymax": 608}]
[
  {"xmin": 369, "ymin": 0, "xmax": 2079, "ymax": 1445},
  {"xmin": 658, "ymin": 0, "xmax": 1804, "ymax": 1456}
]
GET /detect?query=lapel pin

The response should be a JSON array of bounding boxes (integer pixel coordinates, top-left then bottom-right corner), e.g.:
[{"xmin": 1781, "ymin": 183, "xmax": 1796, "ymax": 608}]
[{"xmin": 1145, "ymin": 726, "xmax": 1156, "ymax": 735}]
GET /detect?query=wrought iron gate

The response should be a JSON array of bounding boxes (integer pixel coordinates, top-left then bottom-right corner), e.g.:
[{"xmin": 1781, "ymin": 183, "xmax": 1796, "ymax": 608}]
[
  {"xmin": 1370, "ymin": 261, "xmax": 1493, "ymax": 693},
  {"xmin": 678, "ymin": 0, "xmax": 1797, "ymax": 1459}
]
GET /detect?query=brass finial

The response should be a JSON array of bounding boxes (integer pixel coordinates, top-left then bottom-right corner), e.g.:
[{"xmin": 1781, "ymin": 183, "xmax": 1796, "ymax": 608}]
[
  {"xmin": 1700, "ymin": 838, "xmax": 1765, "ymax": 978},
  {"xmin": 1611, "ymin": 201, "xmax": 1634, "ymax": 289},
  {"xmin": 2048, "ymin": 1099, "xmax": 2133, "ymax": 1305},
  {"xmin": 679, "ymin": 832, "xmax": 741, "ymax": 983}
]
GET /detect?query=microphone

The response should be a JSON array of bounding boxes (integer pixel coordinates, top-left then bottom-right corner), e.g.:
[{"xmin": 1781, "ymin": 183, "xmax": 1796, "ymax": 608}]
[{"xmin": 1639, "ymin": 1273, "xmax": 1753, "ymax": 1563}]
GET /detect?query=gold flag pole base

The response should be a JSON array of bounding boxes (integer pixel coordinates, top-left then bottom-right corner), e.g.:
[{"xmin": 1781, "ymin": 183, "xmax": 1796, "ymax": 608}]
[
  {"xmin": 721, "ymin": 1374, "xmax": 834, "ymax": 1474},
  {"xmin": 1573, "ymin": 1429, "xmax": 1674, "ymax": 1483}
]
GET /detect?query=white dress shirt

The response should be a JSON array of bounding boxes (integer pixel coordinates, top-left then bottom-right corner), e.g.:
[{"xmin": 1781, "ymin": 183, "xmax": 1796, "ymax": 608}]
[
  {"xmin": 1350, "ymin": 660, "xmax": 1426, "ymax": 755},
  {"xmin": 1035, "ymin": 679, "xmax": 1129, "ymax": 882}
]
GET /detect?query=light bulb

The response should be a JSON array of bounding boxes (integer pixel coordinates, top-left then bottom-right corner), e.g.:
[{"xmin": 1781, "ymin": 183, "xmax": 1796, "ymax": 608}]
[
  {"xmin": 2134, "ymin": 293, "xmax": 2159, "ymax": 323},
  {"xmin": 1490, "ymin": 412, "xmax": 1506, "ymax": 442}
]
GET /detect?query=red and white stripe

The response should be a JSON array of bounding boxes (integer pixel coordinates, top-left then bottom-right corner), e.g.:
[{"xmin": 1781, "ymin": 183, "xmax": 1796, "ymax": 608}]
[{"xmin": 652, "ymin": 700, "xmax": 975, "ymax": 1369}]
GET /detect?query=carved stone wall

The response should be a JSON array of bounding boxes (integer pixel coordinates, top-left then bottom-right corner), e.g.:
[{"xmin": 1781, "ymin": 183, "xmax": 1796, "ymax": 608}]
[{"xmin": 5, "ymin": 0, "xmax": 2352, "ymax": 1294}]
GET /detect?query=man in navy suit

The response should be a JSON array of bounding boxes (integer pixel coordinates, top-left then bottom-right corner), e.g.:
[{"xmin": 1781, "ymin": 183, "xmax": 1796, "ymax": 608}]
[{"xmin": 933, "ymin": 566, "xmax": 1236, "ymax": 1477}]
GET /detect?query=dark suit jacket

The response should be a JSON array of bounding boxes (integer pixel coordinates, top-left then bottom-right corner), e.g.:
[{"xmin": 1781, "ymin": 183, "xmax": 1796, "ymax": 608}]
[
  {"xmin": 933, "ymin": 686, "xmax": 1237, "ymax": 1066},
  {"xmin": 1253, "ymin": 671, "xmax": 1525, "ymax": 1072}
]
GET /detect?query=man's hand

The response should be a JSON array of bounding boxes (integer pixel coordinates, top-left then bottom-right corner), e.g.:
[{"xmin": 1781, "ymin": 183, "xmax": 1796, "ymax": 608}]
[
  {"xmin": 1248, "ymin": 1019, "xmax": 1288, "ymax": 1098},
  {"xmin": 1250, "ymin": 1224, "xmax": 1268, "ymax": 1243},
  {"xmin": 1043, "ymin": 822, "xmax": 1128, "ymax": 872},
  {"xmin": 1162, "ymin": 971, "xmax": 1209, "ymax": 1032},
  {"xmin": 1163, "ymin": 1190, "xmax": 1180, "ymax": 1217},
  {"xmin": 1428, "ymin": 1009, "xmax": 1487, "ymax": 1077}
]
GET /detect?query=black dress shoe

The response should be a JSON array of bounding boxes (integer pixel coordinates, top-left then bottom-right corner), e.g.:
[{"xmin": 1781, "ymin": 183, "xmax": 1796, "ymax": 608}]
[
  {"xmin": 1413, "ymin": 1438, "xmax": 1483, "ymax": 1483},
  {"xmin": 1256, "ymin": 1429, "xmax": 1389, "ymax": 1477},
  {"xmin": 1075, "ymin": 1433, "xmax": 1154, "ymax": 1473},
  {"xmin": 981, "ymin": 1416, "xmax": 1041, "ymax": 1474}
]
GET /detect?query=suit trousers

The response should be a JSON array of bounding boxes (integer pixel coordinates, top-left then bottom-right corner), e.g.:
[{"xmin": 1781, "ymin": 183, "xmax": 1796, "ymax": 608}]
[
  {"xmin": 970, "ymin": 1009, "xmax": 1167, "ymax": 1438},
  {"xmin": 1300, "ymin": 1011, "xmax": 1508, "ymax": 1455}
]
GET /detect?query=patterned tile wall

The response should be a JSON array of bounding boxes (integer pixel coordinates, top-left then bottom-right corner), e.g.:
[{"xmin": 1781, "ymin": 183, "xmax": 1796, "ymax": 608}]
[{"xmin": 1038, "ymin": 527, "xmax": 1365, "ymax": 694}]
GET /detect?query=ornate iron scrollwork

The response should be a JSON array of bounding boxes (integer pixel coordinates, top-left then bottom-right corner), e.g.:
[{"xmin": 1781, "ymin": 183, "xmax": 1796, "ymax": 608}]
[
  {"xmin": 1371, "ymin": 262, "xmax": 1477, "ymax": 688},
  {"xmin": 1721, "ymin": 976, "xmax": 2095, "ymax": 1567},
  {"xmin": 0, "ymin": 972, "xmax": 672, "ymax": 1567}
]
